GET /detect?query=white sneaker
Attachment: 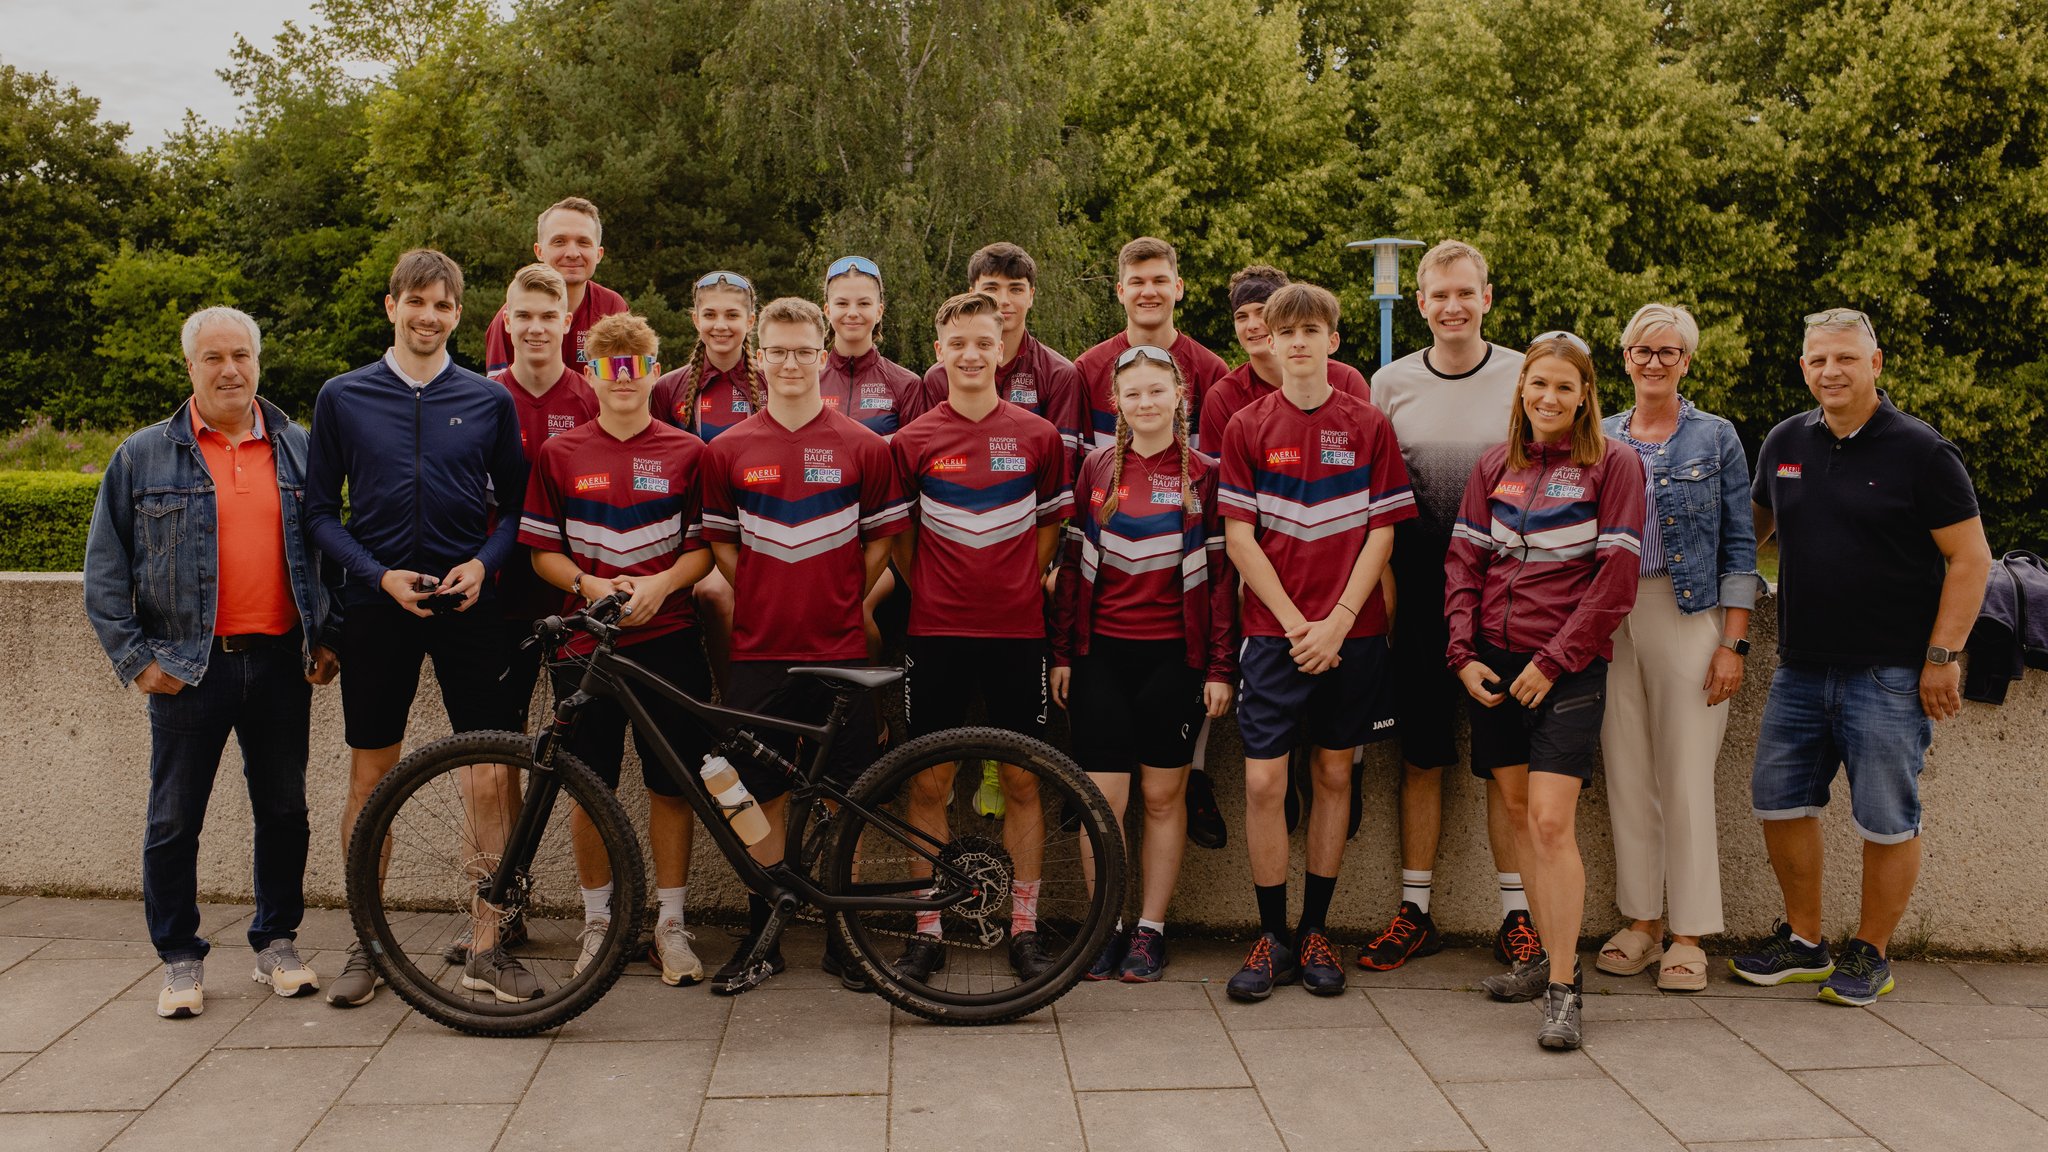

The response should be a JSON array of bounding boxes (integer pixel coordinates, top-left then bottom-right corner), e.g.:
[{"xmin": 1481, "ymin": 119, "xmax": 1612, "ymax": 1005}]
[
  {"xmin": 157, "ymin": 959, "xmax": 204, "ymax": 1018},
  {"xmin": 252, "ymin": 939, "xmax": 319, "ymax": 997},
  {"xmin": 650, "ymin": 917, "xmax": 703, "ymax": 986},
  {"xmin": 573, "ymin": 917, "xmax": 610, "ymax": 978}
]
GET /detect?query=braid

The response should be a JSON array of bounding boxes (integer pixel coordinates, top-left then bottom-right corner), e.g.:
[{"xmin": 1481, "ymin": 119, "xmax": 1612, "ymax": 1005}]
[
  {"xmin": 677, "ymin": 340, "xmax": 712, "ymax": 431},
  {"xmin": 1100, "ymin": 411, "xmax": 1133, "ymax": 521},
  {"xmin": 738, "ymin": 328, "xmax": 765, "ymax": 409},
  {"xmin": 1175, "ymin": 400, "xmax": 1196, "ymax": 518}
]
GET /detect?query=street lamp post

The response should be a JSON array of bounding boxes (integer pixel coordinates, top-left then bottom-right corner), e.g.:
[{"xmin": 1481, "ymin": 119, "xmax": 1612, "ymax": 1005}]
[{"xmin": 1346, "ymin": 237, "xmax": 1425, "ymax": 369}]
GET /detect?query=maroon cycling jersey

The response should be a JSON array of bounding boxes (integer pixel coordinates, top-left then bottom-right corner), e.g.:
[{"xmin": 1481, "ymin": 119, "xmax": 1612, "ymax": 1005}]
[
  {"xmin": 893, "ymin": 400, "xmax": 1071, "ymax": 639},
  {"xmin": 1445, "ymin": 438, "xmax": 1647, "ymax": 681},
  {"xmin": 820, "ymin": 347, "xmax": 923, "ymax": 437},
  {"xmin": 1074, "ymin": 331, "xmax": 1230, "ymax": 453},
  {"xmin": 1217, "ymin": 389, "xmax": 1416, "ymax": 639},
  {"xmin": 651, "ymin": 360, "xmax": 765, "ymax": 444},
  {"xmin": 1203, "ymin": 360, "xmax": 1371, "ymax": 445},
  {"xmin": 916, "ymin": 333, "xmax": 1084, "ymax": 465},
  {"xmin": 517, "ymin": 419, "xmax": 705, "ymax": 653},
  {"xmin": 700, "ymin": 407, "xmax": 910, "ymax": 661},
  {"xmin": 1050, "ymin": 444, "xmax": 1238, "ymax": 683},
  {"xmin": 492, "ymin": 366, "xmax": 601, "ymax": 621},
  {"xmin": 484, "ymin": 281, "xmax": 629, "ymax": 375}
]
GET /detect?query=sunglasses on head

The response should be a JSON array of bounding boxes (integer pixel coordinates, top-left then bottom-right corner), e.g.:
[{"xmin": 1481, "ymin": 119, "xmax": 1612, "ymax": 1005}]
[
  {"xmin": 695, "ymin": 270, "xmax": 753, "ymax": 292},
  {"xmin": 591, "ymin": 354, "xmax": 658, "ymax": 381},
  {"xmin": 1532, "ymin": 330, "xmax": 1592, "ymax": 356},
  {"xmin": 1804, "ymin": 307, "xmax": 1877, "ymax": 342},
  {"xmin": 1115, "ymin": 344, "xmax": 1176, "ymax": 370},
  {"xmin": 826, "ymin": 255, "xmax": 882, "ymax": 283}
]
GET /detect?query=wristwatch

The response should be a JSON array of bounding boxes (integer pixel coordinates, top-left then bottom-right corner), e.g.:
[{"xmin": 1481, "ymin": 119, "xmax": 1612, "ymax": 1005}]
[
  {"xmin": 1719, "ymin": 637, "xmax": 1750, "ymax": 657},
  {"xmin": 1926, "ymin": 645, "xmax": 1957, "ymax": 666}
]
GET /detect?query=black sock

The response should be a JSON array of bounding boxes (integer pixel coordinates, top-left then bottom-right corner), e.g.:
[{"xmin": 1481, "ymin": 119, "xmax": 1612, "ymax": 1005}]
[
  {"xmin": 1255, "ymin": 883, "xmax": 1291, "ymax": 945},
  {"xmin": 1298, "ymin": 872, "xmax": 1338, "ymax": 938}
]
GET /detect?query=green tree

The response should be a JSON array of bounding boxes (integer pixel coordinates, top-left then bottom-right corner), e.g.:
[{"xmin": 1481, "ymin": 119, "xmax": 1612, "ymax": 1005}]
[{"xmin": 65, "ymin": 246, "xmax": 249, "ymax": 428}]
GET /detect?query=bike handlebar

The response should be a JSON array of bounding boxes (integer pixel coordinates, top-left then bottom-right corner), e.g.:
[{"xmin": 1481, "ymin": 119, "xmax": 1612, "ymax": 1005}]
[{"xmin": 531, "ymin": 591, "xmax": 631, "ymax": 649}]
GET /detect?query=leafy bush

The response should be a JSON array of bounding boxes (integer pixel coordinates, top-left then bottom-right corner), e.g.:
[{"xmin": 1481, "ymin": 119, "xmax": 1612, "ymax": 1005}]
[{"xmin": 0, "ymin": 471, "xmax": 102, "ymax": 571}]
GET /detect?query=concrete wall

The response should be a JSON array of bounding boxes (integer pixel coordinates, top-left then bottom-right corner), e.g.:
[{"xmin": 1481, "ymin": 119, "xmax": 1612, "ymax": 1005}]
[{"xmin": 6, "ymin": 571, "xmax": 2044, "ymax": 953}]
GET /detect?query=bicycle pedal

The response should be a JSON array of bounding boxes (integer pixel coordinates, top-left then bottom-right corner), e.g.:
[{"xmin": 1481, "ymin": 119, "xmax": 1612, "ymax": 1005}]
[{"xmin": 728, "ymin": 960, "xmax": 776, "ymax": 994}]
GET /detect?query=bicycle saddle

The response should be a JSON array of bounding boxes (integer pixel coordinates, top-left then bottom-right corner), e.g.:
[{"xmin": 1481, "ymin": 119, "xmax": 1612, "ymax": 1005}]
[{"xmin": 787, "ymin": 665, "xmax": 905, "ymax": 690}]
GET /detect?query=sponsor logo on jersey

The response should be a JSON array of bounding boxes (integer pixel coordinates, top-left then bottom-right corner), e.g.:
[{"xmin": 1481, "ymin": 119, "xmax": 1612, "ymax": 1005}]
[
  {"xmin": 1777, "ymin": 463, "xmax": 1802, "ymax": 479},
  {"xmin": 990, "ymin": 456, "xmax": 1028, "ymax": 472},
  {"xmin": 1006, "ymin": 373, "xmax": 1038, "ymax": 406},
  {"xmin": 988, "ymin": 435, "xmax": 1019, "ymax": 454},
  {"xmin": 1319, "ymin": 429, "xmax": 1350, "ymax": 450},
  {"xmin": 1491, "ymin": 480, "xmax": 1528, "ymax": 499},
  {"xmin": 1090, "ymin": 486, "xmax": 1108, "ymax": 506},
  {"xmin": 1372, "ymin": 717, "xmax": 1396, "ymax": 730},
  {"xmin": 741, "ymin": 465, "xmax": 782, "ymax": 486},
  {"xmin": 1545, "ymin": 483, "xmax": 1588, "ymax": 499},
  {"xmin": 632, "ymin": 457, "xmax": 663, "ymax": 477},
  {"xmin": 803, "ymin": 448, "xmax": 836, "ymax": 467},
  {"xmin": 1149, "ymin": 488, "xmax": 1183, "ymax": 505},
  {"xmin": 632, "ymin": 475, "xmax": 670, "ymax": 493},
  {"xmin": 822, "ymin": 394, "xmax": 843, "ymax": 411},
  {"xmin": 858, "ymin": 395, "xmax": 894, "ymax": 410},
  {"xmin": 1320, "ymin": 449, "xmax": 1356, "ymax": 466},
  {"xmin": 803, "ymin": 467, "xmax": 843, "ymax": 484},
  {"xmin": 574, "ymin": 473, "xmax": 611, "ymax": 493},
  {"xmin": 1552, "ymin": 466, "xmax": 1584, "ymax": 485},
  {"xmin": 931, "ymin": 455, "xmax": 967, "ymax": 473},
  {"xmin": 1266, "ymin": 447, "xmax": 1302, "ymax": 466},
  {"xmin": 547, "ymin": 413, "xmax": 577, "ymax": 437}
]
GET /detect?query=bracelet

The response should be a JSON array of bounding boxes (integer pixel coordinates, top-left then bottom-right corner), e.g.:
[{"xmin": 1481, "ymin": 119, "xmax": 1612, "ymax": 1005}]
[{"xmin": 1333, "ymin": 602, "xmax": 1357, "ymax": 617}]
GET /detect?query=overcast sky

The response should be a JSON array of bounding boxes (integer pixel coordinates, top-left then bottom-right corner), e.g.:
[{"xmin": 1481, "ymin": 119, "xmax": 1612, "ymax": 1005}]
[{"xmin": 3, "ymin": 0, "xmax": 324, "ymax": 146}]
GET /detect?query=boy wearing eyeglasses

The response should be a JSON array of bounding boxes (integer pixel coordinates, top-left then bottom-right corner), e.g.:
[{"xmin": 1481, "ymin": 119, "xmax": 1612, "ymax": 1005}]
[
  {"xmin": 918, "ymin": 243, "xmax": 1084, "ymax": 470},
  {"xmin": 1217, "ymin": 283, "xmax": 1414, "ymax": 1004},
  {"xmin": 890, "ymin": 291, "xmax": 1073, "ymax": 984},
  {"xmin": 483, "ymin": 197, "xmax": 629, "ymax": 374},
  {"xmin": 519, "ymin": 313, "xmax": 714, "ymax": 988},
  {"xmin": 1074, "ymin": 237, "xmax": 1231, "ymax": 452}
]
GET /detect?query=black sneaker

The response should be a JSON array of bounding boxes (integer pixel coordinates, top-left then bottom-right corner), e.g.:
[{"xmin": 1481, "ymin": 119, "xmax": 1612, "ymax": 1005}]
[
  {"xmin": 1817, "ymin": 938, "xmax": 1894, "ymax": 1006},
  {"xmin": 1184, "ymin": 769, "xmax": 1227, "ymax": 850},
  {"xmin": 1226, "ymin": 932, "xmax": 1300, "ymax": 1002},
  {"xmin": 1008, "ymin": 930, "xmax": 1054, "ymax": 980},
  {"xmin": 710, "ymin": 929, "xmax": 785, "ymax": 996},
  {"xmin": 1730, "ymin": 920, "xmax": 1836, "ymax": 987},
  {"xmin": 894, "ymin": 935, "xmax": 946, "ymax": 983},
  {"xmin": 1495, "ymin": 909, "xmax": 1542, "ymax": 967},
  {"xmin": 1087, "ymin": 926, "xmax": 1129, "ymax": 981},
  {"xmin": 1118, "ymin": 926, "xmax": 1168, "ymax": 982},
  {"xmin": 821, "ymin": 933, "xmax": 875, "ymax": 994},
  {"xmin": 1356, "ymin": 901, "xmax": 1443, "ymax": 971},
  {"xmin": 1297, "ymin": 928, "xmax": 1346, "ymax": 996},
  {"xmin": 1537, "ymin": 981, "xmax": 1583, "ymax": 1050}
]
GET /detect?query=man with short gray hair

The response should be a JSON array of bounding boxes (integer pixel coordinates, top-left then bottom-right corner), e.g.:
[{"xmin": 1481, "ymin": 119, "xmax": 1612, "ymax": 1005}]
[
  {"xmin": 1735, "ymin": 307, "xmax": 1990, "ymax": 1006},
  {"xmin": 85, "ymin": 307, "xmax": 341, "ymax": 1019}
]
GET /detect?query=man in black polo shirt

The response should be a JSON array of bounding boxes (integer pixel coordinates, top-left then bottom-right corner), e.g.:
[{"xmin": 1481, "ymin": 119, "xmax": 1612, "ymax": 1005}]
[{"xmin": 1732, "ymin": 308, "xmax": 1990, "ymax": 1008}]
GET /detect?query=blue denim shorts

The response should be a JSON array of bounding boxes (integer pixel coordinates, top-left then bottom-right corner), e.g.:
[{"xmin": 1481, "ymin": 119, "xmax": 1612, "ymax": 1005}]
[{"xmin": 1751, "ymin": 662, "xmax": 1932, "ymax": 844}]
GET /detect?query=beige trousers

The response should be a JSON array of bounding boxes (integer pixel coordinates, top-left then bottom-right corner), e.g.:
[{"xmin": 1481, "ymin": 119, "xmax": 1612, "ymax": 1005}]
[{"xmin": 1602, "ymin": 575, "xmax": 1729, "ymax": 936}]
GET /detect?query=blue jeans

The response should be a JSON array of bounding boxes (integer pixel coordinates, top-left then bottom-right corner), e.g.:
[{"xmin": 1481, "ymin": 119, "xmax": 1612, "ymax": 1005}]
[
  {"xmin": 1750, "ymin": 662, "xmax": 1932, "ymax": 844},
  {"xmin": 143, "ymin": 641, "xmax": 312, "ymax": 962}
]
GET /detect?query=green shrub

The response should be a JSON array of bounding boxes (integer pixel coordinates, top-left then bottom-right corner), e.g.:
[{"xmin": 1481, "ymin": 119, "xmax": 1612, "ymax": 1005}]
[{"xmin": 0, "ymin": 471, "xmax": 102, "ymax": 571}]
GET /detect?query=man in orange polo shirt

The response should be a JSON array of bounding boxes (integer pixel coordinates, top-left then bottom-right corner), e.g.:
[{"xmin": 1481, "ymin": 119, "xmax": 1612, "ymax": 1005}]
[{"xmin": 85, "ymin": 307, "xmax": 342, "ymax": 1020}]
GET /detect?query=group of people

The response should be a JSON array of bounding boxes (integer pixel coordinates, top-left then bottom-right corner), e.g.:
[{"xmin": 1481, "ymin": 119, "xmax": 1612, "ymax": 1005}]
[{"xmin": 83, "ymin": 196, "xmax": 1992, "ymax": 1054}]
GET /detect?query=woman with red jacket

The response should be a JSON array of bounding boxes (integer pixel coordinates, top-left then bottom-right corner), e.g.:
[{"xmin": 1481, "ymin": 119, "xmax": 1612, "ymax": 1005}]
[
  {"xmin": 1444, "ymin": 332, "xmax": 1645, "ymax": 1051},
  {"xmin": 1050, "ymin": 346, "xmax": 1238, "ymax": 983}
]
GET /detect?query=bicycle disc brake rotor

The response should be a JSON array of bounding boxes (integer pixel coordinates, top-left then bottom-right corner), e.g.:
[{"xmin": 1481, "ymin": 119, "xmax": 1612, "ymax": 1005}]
[
  {"xmin": 936, "ymin": 834, "xmax": 1012, "ymax": 946},
  {"xmin": 467, "ymin": 856, "xmax": 533, "ymax": 924}
]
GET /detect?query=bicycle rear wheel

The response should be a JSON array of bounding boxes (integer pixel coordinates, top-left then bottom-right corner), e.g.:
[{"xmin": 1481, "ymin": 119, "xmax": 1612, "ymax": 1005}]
[
  {"xmin": 824, "ymin": 726, "xmax": 1124, "ymax": 1025},
  {"xmin": 345, "ymin": 731, "xmax": 647, "ymax": 1036}
]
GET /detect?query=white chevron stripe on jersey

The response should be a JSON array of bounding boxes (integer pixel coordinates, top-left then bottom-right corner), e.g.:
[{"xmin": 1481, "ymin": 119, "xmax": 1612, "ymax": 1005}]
[
  {"xmin": 519, "ymin": 514, "xmax": 564, "ymax": 543},
  {"xmin": 1256, "ymin": 504, "xmax": 1374, "ymax": 543},
  {"xmin": 1491, "ymin": 517, "xmax": 1597, "ymax": 553},
  {"xmin": 1180, "ymin": 548, "xmax": 1210, "ymax": 592},
  {"xmin": 918, "ymin": 490, "xmax": 1038, "ymax": 549},
  {"xmin": 1369, "ymin": 489, "xmax": 1417, "ymax": 516},
  {"xmin": 1253, "ymin": 487, "xmax": 1375, "ymax": 531},
  {"xmin": 565, "ymin": 519, "xmax": 684, "ymax": 569},
  {"xmin": 860, "ymin": 502, "xmax": 911, "ymax": 531},
  {"xmin": 738, "ymin": 508, "xmax": 861, "ymax": 564},
  {"xmin": 1095, "ymin": 527, "xmax": 1181, "ymax": 576},
  {"xmin": 1596, "ymin": 530, "xmax": 1643, "ymax": 555}
]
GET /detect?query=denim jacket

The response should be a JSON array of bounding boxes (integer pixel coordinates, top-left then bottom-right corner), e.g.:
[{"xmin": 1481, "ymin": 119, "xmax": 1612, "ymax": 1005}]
[
  {"xmin": 84, "ymin": 396, "xmax": 339, "ymax": 686},
  {"xmin": 1602, "ymin": 400, "xmax": 1767, "ymax": 614}
]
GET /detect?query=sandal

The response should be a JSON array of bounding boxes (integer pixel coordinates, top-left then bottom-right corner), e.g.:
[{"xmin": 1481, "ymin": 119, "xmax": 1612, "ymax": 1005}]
[
  {"xmin": 1657, "ymin": 943, "xmax": 1708, "ymax": 992},
  {"xmin": 1596, "ymin": 928, "xmax": 1664, "ymax": 977}
]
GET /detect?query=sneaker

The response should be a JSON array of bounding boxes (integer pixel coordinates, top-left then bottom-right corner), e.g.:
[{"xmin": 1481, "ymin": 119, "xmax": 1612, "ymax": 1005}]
[
  {"xmin": 461, "ymin": 946, "xmax": 543, "ymax": 1002},
  {"xmin": 572, "ymin": 917, "xmax": 608, "ymax": 978},
  {"xmin": 1225, "ymin": 933, "xmax": 1300, "ymax": 1002},
  {"xmin": 325, "ymin": 943, "xmax": 381, "ymax": 1008},
  {"xmin": 1495, "ymin": 909, "xmax": 1542, "ymax": 966},
  {"xmin": 710, "ymin": 930, "xmax": 785, "ymax": 996},
  {"xmin": 1484, "ymin": 955, "xmax": 1567, "ymax": 1003},
  {"xmin": 1087, "ymin": 926, "xmax": 1129, "ymax": 981},
  {"xmin": 1297, "ymin": 928, "xmax": 1347, "ymax": 996},
  {"xmin": 1119, "ymin": 926, "xmax": 1168, "ymax": 982},
  {"xmin": 1817, "ymin": 938, "xmax": 1894, "ymax": 1006},
  {"xmin": 157, "ymin": 959, "xmax": 204, "ymax": 1019},
  {"xmin": 821, "ymin": 933, "xmax": 876, "ymax": 993},
  {"xmin": 974, "ymin": 761, "xmax": 1006, "ymax": 818},
  {"xmin": 1729, "ymin": 921, "xmax": 1835, "ymax": 987},
  {"xmin": 1184, "ymin": 769, "xmax": 1227, "ymax": 850},
  {"xmin": 1357, "ymin": 901, "xmax": 1443, "ymax": 971},
  {"xmin": 894, "ymin": 935, "xmax": 946, "ymax": 983},
  {"xmin": 441, "ymin": 897, "xmax": 529, "ymax": 965},
  {"xmin": 252, "ymin": 938, "xmax": 319, "ymax": 997},
  {"xmin": 650, "ymin": 917, "xmax": 703, "ymax": 987},
  {"xmin": 1008, "ymin": 929, "xmax": 1053, "ymax": 980},
  {"xmin": 1537, "ymin": 981, "xmax": 1584, "ymax": 1050}
]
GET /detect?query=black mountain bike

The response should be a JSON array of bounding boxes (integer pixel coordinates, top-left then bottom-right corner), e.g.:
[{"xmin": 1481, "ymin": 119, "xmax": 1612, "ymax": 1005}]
[{"xmin": 344, "ymin": 595, "xmax": 1125, "ymax": 1035}]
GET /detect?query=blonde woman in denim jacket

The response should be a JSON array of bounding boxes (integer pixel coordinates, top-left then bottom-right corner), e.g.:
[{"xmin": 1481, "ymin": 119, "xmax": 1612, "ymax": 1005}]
[{"xmin": 1596, "ymin": 304, "xmax": 1768, "ymax": 991}]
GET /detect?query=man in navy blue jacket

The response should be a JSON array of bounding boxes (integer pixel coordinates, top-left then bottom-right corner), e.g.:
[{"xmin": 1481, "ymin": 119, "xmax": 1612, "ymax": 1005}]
[{"xmin": 305, "ymin": 248, "xmax": 535, "ymax": 1007}]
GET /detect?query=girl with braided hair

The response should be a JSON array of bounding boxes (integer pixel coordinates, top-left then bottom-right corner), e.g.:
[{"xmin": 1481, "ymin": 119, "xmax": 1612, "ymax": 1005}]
[{"xmin": 1049, "ymin": 345, "xmax": 1238, "ymax": 982}]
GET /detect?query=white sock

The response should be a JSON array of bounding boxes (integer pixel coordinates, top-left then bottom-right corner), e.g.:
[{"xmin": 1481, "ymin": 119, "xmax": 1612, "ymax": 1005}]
[
  {"xmin": 1498, "ymin": 873, "xmax": 1529, "ymax": 915},
  {"xmin": 1401, "ymin": 869, "xmax": 1433, "ymax": 914},
  {"xmin": 1137, "ymin": 918, "xmax": 1166, "ymax": 936},
  {"xmin": 656, "ymin": 886, "xmax": 686, "ymax": 926},
  {"xmin": 581, "ymin": 883, "xmax": 614, "ymax": 923},
  {"xmin": 1789, "ymin": 930, "xmax": 1819, "ymax": 949}
]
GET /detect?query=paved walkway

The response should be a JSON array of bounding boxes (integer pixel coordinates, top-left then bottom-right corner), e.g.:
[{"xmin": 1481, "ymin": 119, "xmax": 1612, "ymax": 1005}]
[{"xmin": 0, "ymin": 894, "xmax": 2045, "ymax": 1151}]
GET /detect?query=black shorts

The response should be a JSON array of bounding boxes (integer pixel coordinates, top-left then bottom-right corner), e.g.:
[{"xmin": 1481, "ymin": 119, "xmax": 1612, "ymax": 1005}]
[
  {"xmin": 1465, "ymin": 644, "xmax": 1607, "ymax": 781},
  {"xmin": 551, "ymin": 629, "xmax": 711, "ymax": 798},
  {"xmin": 1390, "ymin": 529, "xmax": 1460, "ymax": 769},
  {"xmin": 723, "ymin": 659, "xmax": 879, "ymax": 803},
  {"xmin": 902, "ymin": 635, "xmax": 1048, "ymax": 739},
  {"xmin": 1237, "ymin": 635, "xmax": 1397, "ymax": 760},
  {"xmin": 339, "ymin": 598, "xmax": 511, "ymax": 749},
  {"xmin": 1069, "ymin": 636, "xmax": 1205, "ymax": 773},
  {"xmin": 500, "ymin": 617, "xmax": 547, "ymax": 731}
]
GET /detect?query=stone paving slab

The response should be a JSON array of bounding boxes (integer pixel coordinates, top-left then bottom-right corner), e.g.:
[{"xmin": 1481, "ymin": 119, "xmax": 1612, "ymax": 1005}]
[
  {"xmin": 888, "ymin": 1029, "xmax": 1080, "ymax": 1152},
  {"xmin": 1796, "ymin": 1064, "xmax": 2048, "ymax": 1151}
]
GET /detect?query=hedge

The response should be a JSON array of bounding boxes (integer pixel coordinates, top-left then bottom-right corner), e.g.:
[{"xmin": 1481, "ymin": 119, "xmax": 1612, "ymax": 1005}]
[{"xmin": 0, "ymin": 471, "xmax": 102, "ymax": 571}]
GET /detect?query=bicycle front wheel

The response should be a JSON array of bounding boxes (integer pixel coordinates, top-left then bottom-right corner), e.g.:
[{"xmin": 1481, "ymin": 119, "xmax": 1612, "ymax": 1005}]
[
  {"xmin": 824, "ymin": 727, "xmax": 1124, "ymax": 1025},
  {"xmin": 345, "ymin": 731, "xmax": 647, "ymax": 1036}
]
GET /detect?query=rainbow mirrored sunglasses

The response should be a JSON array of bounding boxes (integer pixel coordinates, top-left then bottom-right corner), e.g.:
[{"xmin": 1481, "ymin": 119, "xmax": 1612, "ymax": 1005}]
[
  {"xmin": 1114, "ymin": 344, "xmax": 1175, "ymax": 369},
  {"xmin": 591, "ymin": 354, "xmax": 658, "ymax": 381},
  {"xmin": 826, "ymin": 255, "xmax": 882, "ymax": 283}
]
